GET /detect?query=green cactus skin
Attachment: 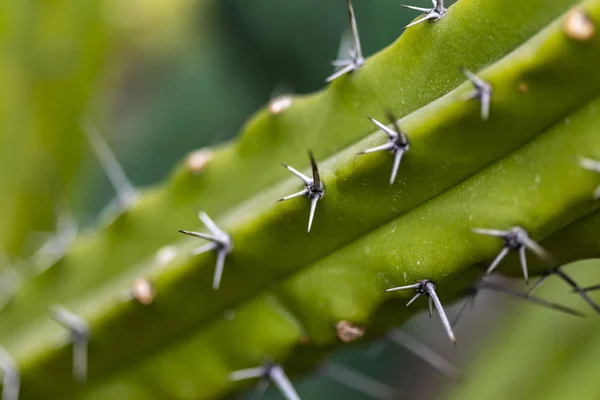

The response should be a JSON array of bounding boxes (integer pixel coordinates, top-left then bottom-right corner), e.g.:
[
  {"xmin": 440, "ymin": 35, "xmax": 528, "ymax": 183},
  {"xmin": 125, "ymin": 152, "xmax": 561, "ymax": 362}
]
[
  {"xmin": 3, "ymin": 0, "xmax": 599, "ymax": 332},
  {"xmin": 3, "ymin": 0, "xmax": 600, "ymax": 398},
  {"xmin": 86, "ymin": 92, "xmax": 600, "ymax": 400},
  {"xmin": 0, "ymin": 0, "xmax": 581, "ymax": 327}
]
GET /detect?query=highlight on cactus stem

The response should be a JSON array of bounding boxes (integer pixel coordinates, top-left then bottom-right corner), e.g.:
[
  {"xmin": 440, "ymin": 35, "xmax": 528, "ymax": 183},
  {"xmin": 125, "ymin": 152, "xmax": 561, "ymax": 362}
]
[{"xmin": 4, "ymin": 0, "xmax": 600, "ymax": 398}]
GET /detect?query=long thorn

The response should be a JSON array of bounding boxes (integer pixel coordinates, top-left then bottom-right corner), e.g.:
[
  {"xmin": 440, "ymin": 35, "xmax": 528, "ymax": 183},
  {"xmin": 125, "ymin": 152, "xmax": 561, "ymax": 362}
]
[
  {"xmin": 406, "ymin": 292, "xmax": 422, "ymax": 307},
  {"xmin": 308, "ymin": 150, "xmax": 321, "ymax": 187},
  {"xmin": 80, "ymin": 119, "xmax": 137, "ymax": 208},
  {"xmin": 278, "ymin": 188, "xmax": 309, "ymax": 202},
  {"xmin": 368, "ymin": 117, "xmax": 398, "ymax": 140},
  {"xmin": 401, "ymin": 5, "xmax": 431, "ymax": 12},
  {"xmin": 347, "ymin": 0, "xmax": 362, "ymax": 60},
  {"xmin": 555, "ymin": 268, "xmax": 600, "ymax": 316},
  {"xmin": 191, "ymin": 242, "xmax": 217, "ymax": 256},
  {"xmin": 519, "ymin": 246, "xmax": 529, "ymax": 284},
  {"xmin": 523, "ymin": 237, "xmax": 554, "ymax": 265},
  {"xmin": 282, "ymin": 163, "xmax": 313, "ymax": 185},
  {"xmin": 580, "ymin": 284, "xmax": 600, "ymax": 292},
  {"xmin": 0, "ymin": 346, "xmax": 20, "ymax": 400},
  {"xmin": 579, "ymin": 156, "xmax": 600, "ymax": 172},
  {"xmin": 480, "ymin": 91, "xmax": 491, "ymax": 120},
  {"xmin": 390, "ymin": 149, "xmax": 405, "ymax": 185},
  {"xmin": 404, "ymin": 13, "xmax": 435, "ymax": 29},
  {"xmin": 358, "ymin": 142, "xmax": 396, "ymax": 155},
  {"xmin": 229, "ymin": 367, "xmax": 266, "ymax": 381},
  {"xmin": 386, "ymin": 283, "xmax": 422, "ymax": 292},
  {"xmin": 326, "ymin": 63, "xmax": 355, "ymax": 82},
  {"xmin": 388, "ymin": 330, "xmax": 462, "ymax": 379},
  {"xmin": 213, "ymin": 250, "xmax": 227, "ymax": 290},
  {"xmin": 428, "ymin": 295, "xmax": 433, "ymax": 318},
  {"xmin": 321, "ymin": 362, "xmax": 400, "ymax": 399},
  {"xmin": 472, "ymin": 228, "xmax": 509, "ymax": 237},
  {"xmin": 251, "ymin": 379, "xmax": 271, "ymax": 400},
  {"xmin": 50, "ymin": 305, "xmax": 90, "ymax": 382},
  {"xmin": 178, "ymin": 230, "xmax": 217, "ymax": 242},
  {"xmin": 451, "ymin": 297, "xmax": 472, "ymax": 327},
  {"xmin": 198, "ymin": 211, "xmax": 222, "ymax": 236},
  {"xmin": 307, "ymin": 196, "xmax": 319, "ymax": 234},
  {"xmin": 528, "ymin": 275, "xmax": 550, "ymax": 300},
  {"xmin": 428, "ymin": 285, "xmax": 457, "ymax": 346},
  {"xmin": 480, "ymin": 281, "xmax": 584, "ymax": 317},
  {"xmin": 485, "ymin": 246, "xmax": 510, "ymax": 275},
  {"xmin": 269, "ymin": 364, "xmax": 301, "ymax": 400}
]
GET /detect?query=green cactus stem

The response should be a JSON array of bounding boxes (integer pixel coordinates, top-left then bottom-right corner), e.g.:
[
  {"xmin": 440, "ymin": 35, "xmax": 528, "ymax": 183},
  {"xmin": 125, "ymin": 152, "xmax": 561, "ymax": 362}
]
[{"xmin": 2, "ymin": 0, "xmax": 581, "ymax": 321}]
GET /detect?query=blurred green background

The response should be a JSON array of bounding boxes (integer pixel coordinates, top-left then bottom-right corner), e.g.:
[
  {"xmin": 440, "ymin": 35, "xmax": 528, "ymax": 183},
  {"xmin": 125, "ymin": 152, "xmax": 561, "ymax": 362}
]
[{"xmin": 5, "ymin": 1, "xmax": 599, "ymax": 399}]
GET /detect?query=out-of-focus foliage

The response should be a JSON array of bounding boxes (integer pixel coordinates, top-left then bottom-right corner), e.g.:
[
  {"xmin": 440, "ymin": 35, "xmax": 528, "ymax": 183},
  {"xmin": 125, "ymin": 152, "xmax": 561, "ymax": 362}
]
[
  {"xmin": 443, "ymin": 259, "xmax": 600, "ymax": 400},
  {"xmin": 0, "ymin": 1, "xmax": 110, "ymax": 257}
]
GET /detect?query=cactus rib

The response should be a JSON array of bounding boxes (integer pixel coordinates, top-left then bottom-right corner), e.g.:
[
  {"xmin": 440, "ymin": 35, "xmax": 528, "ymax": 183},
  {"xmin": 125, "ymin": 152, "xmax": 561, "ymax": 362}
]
[
  {"xmin": 0, "ymin": 0, "xmax": 580, "ymax": 337},
  {"xmin": 326, "ymin": 0, "xmax": 364, "ymax": 82},
  {"xmin": 95, "ymin": 92, "xmax": 600, "ymax": 399},
  {"xmin": 4, "ymin": 0, "xmax": 600, "ymax": 339}
]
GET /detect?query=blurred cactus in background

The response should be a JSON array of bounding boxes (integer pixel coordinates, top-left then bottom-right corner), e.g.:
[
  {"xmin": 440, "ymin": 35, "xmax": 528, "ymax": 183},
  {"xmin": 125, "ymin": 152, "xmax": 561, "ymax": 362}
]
[{"xmin": 2, "ymin": 0, "xmax": 600, "ymax": 399}]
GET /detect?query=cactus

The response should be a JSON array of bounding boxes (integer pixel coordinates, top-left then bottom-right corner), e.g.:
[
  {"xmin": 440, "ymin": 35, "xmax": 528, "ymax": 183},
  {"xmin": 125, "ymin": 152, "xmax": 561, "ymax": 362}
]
[{"xmin": 3, "ymin": 0, "xmax": 600, "ymax": 398}]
